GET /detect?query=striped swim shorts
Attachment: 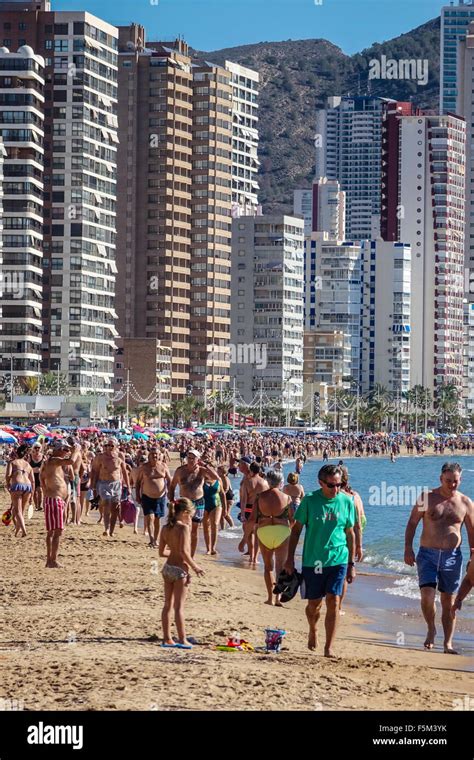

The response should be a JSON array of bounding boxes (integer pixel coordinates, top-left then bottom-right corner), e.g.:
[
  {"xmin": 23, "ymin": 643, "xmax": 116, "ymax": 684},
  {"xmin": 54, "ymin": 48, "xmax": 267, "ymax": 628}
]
[{"xmin": 44, "ymin": 497, "xmax": 66, "ymax": 532}]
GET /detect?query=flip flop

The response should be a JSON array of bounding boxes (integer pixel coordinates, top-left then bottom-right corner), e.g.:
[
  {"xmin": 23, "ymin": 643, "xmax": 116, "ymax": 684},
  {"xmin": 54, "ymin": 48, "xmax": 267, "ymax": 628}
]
[{"xmin": 160, "ymin": 642, "xmax": 193, "ymax": 650}]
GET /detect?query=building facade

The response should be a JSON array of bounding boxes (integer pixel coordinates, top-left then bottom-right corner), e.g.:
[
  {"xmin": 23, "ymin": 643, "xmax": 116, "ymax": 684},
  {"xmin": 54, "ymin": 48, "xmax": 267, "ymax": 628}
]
[
  {"xmin": 382, "ymin": 113, "xmax": 466, "ymax": 392},
  {"xmin": 0, "ymin": 1, "xmax": 120, "ymax": 396},
  {"xmin": 225, "ymin": 60, "xmax": 260, "ymax": 217},
  {"xmin": 456, "ymin": 21, "xmax": 474, "ymax": 294},
  {"xmin": 294, "ymin": 177, "xmax": 345, "ymax": 239},
  {"xmin": 0, "ymin": 45, "xmax": 44, "ymax": 386},
  {"xmin": 441, "ymin": 1, "xmax": 474, "ymax": 115},
  {"xmin": 230, "ymin": 215, "xmax": 304, "ymax": 410}
]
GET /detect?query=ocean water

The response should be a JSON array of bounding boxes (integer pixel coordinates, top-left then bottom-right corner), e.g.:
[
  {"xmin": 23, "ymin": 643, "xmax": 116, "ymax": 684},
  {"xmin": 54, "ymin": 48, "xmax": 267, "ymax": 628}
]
[{"xmin": 224, "ymin": 455, "xmax": 474, "ymax": 610}]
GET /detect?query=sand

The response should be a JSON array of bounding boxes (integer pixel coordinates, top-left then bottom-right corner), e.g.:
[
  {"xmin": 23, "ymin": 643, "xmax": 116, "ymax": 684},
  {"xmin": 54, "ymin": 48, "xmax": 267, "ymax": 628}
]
[{"xmin": 1, "ymin": 495, "xmax": 473, "ymax": 712}]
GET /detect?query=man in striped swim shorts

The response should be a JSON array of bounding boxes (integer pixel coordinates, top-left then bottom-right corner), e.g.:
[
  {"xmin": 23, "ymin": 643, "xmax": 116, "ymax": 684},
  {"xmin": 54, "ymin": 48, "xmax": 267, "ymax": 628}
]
[{"xmin": 40, "ymin": 440, "xmax": 74, "ymax": 568}]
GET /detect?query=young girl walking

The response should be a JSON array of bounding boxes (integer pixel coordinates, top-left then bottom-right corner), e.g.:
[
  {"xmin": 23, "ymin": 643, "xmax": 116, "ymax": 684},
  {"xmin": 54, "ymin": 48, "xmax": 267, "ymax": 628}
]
[{"xmin": 159, "ymin": 498, "xmax": 205, "ymax": 649}]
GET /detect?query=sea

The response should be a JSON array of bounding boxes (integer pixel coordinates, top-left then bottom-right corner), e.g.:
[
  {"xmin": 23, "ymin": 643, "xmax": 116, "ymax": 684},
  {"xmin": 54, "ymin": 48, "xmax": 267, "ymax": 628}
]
[{"xmin": 221, "ymin": 454, "xmax": 474, "ymax": 619}]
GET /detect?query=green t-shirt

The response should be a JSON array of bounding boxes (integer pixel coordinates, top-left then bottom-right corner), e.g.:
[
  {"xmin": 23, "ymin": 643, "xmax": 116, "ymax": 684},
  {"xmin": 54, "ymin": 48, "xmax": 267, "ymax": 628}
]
[{"xmin": 295, "ymin": 489, "xmax": 356, "ymax": 569}]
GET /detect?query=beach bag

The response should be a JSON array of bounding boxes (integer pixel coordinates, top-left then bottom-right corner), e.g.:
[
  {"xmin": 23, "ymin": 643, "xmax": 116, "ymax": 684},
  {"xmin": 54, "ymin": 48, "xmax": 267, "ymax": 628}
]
[
  {"xmin": 120, "ymin": 498, "xmax": 136, "ymax": 524},
  {"xmin": 2, "ymin": 509, "xmax": 12, "ymax": 526}
]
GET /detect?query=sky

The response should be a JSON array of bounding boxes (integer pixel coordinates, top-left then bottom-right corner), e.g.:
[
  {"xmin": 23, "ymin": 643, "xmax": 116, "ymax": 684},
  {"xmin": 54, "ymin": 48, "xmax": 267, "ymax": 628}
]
[{"xmin": 54, "ymin": 0, "xmax": 447, "ymax": 54}]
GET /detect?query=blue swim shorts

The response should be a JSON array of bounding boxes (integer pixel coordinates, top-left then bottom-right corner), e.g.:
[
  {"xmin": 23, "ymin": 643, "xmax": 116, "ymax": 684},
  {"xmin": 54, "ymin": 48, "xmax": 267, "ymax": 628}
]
[
  {"xmin": 416, "ymin": 546, "xmax": 463, "ymax": 595},
  {"xmin": 300, "ymin": 564, "xmax": 347, "ymax": 600}
]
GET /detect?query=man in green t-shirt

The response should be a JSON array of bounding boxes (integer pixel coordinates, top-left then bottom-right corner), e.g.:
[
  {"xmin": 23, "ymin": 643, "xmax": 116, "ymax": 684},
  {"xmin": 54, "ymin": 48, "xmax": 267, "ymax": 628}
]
[{"xmin": 284, "ymin": 464, "xmax": 356, "ymax": 657}]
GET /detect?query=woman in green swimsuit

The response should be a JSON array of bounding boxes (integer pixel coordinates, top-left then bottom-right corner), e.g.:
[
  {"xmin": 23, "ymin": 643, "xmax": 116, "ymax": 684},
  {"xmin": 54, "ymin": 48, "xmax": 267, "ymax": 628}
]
[{"xmin": 247, "ymin": 470, "xmax": 294, "ymax": 606}]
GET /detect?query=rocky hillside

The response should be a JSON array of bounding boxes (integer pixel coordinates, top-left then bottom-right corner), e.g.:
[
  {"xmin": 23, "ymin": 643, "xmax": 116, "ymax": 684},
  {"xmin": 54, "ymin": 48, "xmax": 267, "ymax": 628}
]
[{"xmin": 195, "ymin": 17, "xmax": 440, "ymax": 213}]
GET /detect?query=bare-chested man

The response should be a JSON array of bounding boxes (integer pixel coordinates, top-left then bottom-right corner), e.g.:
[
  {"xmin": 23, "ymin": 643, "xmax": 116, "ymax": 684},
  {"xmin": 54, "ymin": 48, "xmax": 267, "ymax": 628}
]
[
  {"xmin": 238, "ymin": 461, "xmax": 268, "ymax": 564},
  {"xmin": 67, "ymin": 437, "xmax": 83, "ymax": 525},
  {"xmin": 136, "ymin": 449, "xmax": 171, "ymax": 548},
  {"xmin": 168, "ymin": 449, "xmax": 219, "ymax": 557},
  {"xmin": 404, "ymin": 462, "xmax": 474, "ymax": 654},
  {"xmin": 40, "ymin": 440, "xmax": 74, "ymax": 567},
  {"xmin": 90, "ymin": 437, "xmax": 130, "ymax": 538}
]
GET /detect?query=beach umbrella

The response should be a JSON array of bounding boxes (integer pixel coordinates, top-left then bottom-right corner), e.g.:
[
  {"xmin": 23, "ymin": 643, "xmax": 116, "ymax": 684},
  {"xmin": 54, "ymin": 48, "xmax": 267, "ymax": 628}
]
[
  {"xmin": 0, "ymin": 431, "xmax": 18, "ymax": 444},
  {"xmin": 21, "ymin": 431, "xmax": 37, "ymax": 440},
  {"xmin": 155, "ymin": 432, "xmax": 171, "ymax": 440},
  {"xmin": 32, "ymin": 424, "xmax": 49, "ymax": 436},
  {"xmin": 133, "ymin": 432, "xmax": 149, "ymax": 440}
]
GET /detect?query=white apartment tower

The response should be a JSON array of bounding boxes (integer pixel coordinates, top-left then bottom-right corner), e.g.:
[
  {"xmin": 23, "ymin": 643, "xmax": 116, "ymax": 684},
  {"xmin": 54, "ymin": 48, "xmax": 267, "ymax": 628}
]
[
  {"xmin": 230, "ymin": 215, "xmax": 304, "ymax": 409},
  {"xmin": 294, "ymin": 177, "xmax": 345, "ymax": 239},
  {"xmin": 457, "ymin": 22, "xmax": 474, "ymax": 291},
  {"xmin": 0, "ymin": 46, "xmax": 45, "ymax": 384},
  {"xmin": 396, "ymin": 115, "xmax": 466, "ymax": 391},
  {"xmin": 46, "ymin": 13, "xmax": 119, "ymax": 394},
  {"xmin": 225, "ymin": 61, "xmax": 260, "ymax": 216}
]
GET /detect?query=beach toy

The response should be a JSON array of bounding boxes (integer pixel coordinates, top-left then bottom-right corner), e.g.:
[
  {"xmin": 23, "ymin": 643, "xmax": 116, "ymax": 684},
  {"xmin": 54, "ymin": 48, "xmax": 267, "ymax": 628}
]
[
  {"xmin": 264, "ymin": 628, "xmax": 286, "ymax": 653},
  {"xmin": 1, "ymin": 509, "xmax": 12, "ymax": 527}
]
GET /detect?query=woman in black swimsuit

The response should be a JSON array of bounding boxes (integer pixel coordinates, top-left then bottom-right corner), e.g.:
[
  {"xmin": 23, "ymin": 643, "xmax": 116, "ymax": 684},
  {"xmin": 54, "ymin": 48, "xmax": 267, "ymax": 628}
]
[{"xmin": 29, "ymin": 442, "xmax": 44, "ymax": 512}]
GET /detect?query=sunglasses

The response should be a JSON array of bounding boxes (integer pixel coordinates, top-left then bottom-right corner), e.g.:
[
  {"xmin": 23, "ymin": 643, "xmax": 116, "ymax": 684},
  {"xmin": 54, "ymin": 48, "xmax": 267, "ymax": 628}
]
[{"xmin": 324, "ymin": 481, "xmax": 341, "ymax": 489}]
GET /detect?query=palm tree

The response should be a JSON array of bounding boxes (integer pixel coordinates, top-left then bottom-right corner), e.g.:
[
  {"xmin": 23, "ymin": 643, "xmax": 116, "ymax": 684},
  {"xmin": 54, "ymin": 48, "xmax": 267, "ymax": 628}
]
[
  {"xmin": 22, "ymin": 377, "xmax": 39, "ymax": 395},
  {"xmin": 39, "ymin": 371, "xmax": 69, "ymax": 395},
  {"xmin": 435, "ymin": 383, "xmax": 460, "ymax": 432},
  {"xmin": 135, "ymin": 405, "xmax": 153, "ymax": 426},
  {"xmin": 179, "ymin": 396, "xmax": 198, "ymax": 427}
]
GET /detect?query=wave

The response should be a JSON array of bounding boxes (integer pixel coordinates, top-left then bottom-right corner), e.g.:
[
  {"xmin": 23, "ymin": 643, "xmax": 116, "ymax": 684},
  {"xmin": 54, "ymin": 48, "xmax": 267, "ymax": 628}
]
[{"xmin": 362, "ymin": 554, "xmax": 417, "ymax": 576}]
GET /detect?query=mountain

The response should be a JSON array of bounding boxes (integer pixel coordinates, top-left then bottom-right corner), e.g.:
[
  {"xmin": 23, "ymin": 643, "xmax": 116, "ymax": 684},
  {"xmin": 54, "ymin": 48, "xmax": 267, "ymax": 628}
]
[{"xmin": 194, "ymin": 17, "xmax": 440, "ymax": 214}]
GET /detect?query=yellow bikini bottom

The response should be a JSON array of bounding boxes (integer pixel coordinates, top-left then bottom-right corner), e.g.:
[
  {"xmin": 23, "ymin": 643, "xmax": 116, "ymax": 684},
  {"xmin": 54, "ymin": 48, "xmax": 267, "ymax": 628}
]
[{"xmin": 257, "ymin": 524, "xmax": 291, "ymax": 550}]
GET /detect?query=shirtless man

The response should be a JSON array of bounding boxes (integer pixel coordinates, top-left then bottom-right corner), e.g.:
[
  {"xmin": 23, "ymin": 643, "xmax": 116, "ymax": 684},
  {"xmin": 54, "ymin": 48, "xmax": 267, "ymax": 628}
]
[
  {"xmin": 90, "ymin": 437, "xmax": 130, "ymax": 538},
  {"xmin": 40, "ymin": 441, "xmax": 74, "ymax": 567},
  {"xmin": 135, "ymin": 449, "xmax": 171, "ymax": 548},
  {"xmin": 168, "ymin": 449, "xmax": 219, "ymax": 557},
  {"xmin": 239, "ymin": 462, "xmax": 268, "ymax": 564},
  {"xmin": 404, "ymin": 462, "xmax": 474, "ymax": 654},
  {"xmin": 67, "ymin": 437, "xmax": 83, "ymax": 525}
]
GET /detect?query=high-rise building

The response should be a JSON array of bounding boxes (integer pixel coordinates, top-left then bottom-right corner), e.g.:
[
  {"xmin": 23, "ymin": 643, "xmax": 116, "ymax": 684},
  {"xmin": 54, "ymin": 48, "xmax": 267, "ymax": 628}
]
[
  {"xmin": 116, "ymin": 27, "xmax": 193, "ymax": 399},
  {"xmin": 294, "ymin": 177, "xmax": 345, "ymax": 239},
  {"xmin": 0, "ymin": 1, "xmax": 120, "ymax": 396},
  {"xmin": 441, "ymin": 1, "xmax": 474, "ymax": 115},
  {"xmin": 0, "ymin": 45, "xmax": 44, "ymax": 385},
  {"xmin": 190, "ymin": 61, "xmax": 233, "ymax": 395},
  {"xmin": 360, "ymin": 241, "xmax": 412, "ymax": 394},
  {"xmin": 382, "ymin": 112, "xmax": 466, "ymax": 391},
  {"xmin": 456, "ymin": 21, "xmax": 474, "ymax": 291},
  {"xmin": 315, "ymin": 96, "xmax": 415, "ymax": 240},
  {"xmin": 224, "ymin": 60, "xmax": 260, "ymax": 217},
  {"xmin": 115, "ymin": 27, "xmax": 233, "ymax": 400},
  {"xmin": 230, "ymin": 215, "xmax": 304, "ymax": 410},
  {"xmin": 305, "ymin": 235, "xmax": 362, "ymax": 382}
]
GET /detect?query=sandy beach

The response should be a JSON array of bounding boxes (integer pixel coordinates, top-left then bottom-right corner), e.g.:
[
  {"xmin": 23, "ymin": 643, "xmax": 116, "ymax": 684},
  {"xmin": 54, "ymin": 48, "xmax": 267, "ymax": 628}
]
[{"xmin": 1, "ymin": 497, "xmax": 473, "ymax": 712}]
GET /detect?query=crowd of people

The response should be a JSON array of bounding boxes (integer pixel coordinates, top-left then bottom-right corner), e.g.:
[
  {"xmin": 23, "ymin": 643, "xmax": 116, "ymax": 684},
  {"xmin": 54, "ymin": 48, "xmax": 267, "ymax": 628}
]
[{"xmin": 1, "ymin": 429, "xmax": 474, "ymax": 654}]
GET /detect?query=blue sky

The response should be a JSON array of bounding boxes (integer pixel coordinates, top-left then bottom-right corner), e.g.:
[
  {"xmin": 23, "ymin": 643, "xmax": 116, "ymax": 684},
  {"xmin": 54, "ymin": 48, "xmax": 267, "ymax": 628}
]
[{"xmin": 56, "ymin": 0, "xmax": 444, "ymax": 53}]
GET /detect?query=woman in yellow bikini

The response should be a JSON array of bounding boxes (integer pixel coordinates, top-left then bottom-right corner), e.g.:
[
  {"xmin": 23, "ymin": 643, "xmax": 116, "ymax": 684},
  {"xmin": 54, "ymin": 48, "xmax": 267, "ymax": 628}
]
[{"xmin": 248, "ymin": 470, "xmax": 294, "ymax": 606}]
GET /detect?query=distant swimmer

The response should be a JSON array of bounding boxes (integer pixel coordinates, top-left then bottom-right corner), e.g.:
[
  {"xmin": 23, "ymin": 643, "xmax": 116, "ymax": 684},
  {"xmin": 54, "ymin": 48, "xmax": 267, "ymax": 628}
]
[{"xmin": 404, "ymin": 462, "xmax": 474, "ymax": 654}]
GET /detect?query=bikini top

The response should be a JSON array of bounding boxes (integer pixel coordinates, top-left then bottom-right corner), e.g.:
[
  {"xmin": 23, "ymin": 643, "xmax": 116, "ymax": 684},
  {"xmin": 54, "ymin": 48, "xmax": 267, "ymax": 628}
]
[{"xmin": 255, "ymin": 493, "xmax": 292, "ymax": 523}]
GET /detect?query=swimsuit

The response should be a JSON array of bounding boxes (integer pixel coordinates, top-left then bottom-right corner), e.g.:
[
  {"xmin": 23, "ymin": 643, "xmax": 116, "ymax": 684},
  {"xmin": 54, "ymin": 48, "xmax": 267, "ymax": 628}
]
[
  {"xmin": 141, "ymin": 493, "xmax": 167, "ymax": 518},
  {"xmin": 162, "ymin": 564, "xmax": 188, "ymax": 583},
  {"xmin": 31, "ymin": 459, "xmax": 43, "ymax": 489},
  {"xmin": 256, "ymin": 496, "xmax": 292, "ymax": 550},
  {"xmin": 44, "ymin": 497, "xmax": 66, "ymax": 531},
  {"xmin": 10, "ymin": 483, "xmax": 32, "ymax": 494},
  {"xmin": 203, "ymin": 480, "xmax": 221, "ymax": 513},
  {"xmin": 96, "ymin": 480, "xmax": 122, "ymax": 502},
  {"xmin": 416, "ymin": 546, "xmax": 463, "ymax": 594},
  {"xmin": 191, "ymin": 497, "xmax": 205, "ymax": 524}
]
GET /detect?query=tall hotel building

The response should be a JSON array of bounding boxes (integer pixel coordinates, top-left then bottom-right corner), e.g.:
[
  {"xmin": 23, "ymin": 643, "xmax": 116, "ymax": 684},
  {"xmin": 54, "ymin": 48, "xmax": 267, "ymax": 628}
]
[
  {"xmin": 0, "ymin": 45, "xmax": 44, "ymax": 385},
  {"xmin": 315, "ymin": 96, "xmax": 417, "ymax": 240},
  {"xmin": 230, "ymin": 215, "xmax": 304, "ymax": 409},
  {"xmin": 115, "ymin": 25, "xmax": 233, "ymax": 400},
  {"xmin": 441, "ymin": 1, "xmax": 474, "ymax": 115},
  {"xmin": 381, "ymin": 112, "xmax": 466, "ymax": 391},
  {"xmin": 224, "ymin": 61, "xmax": 260, "ymax": 216},
  {"xmin": 0, "ymin": 0, "xmax": 119, "ymax": 395}
]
